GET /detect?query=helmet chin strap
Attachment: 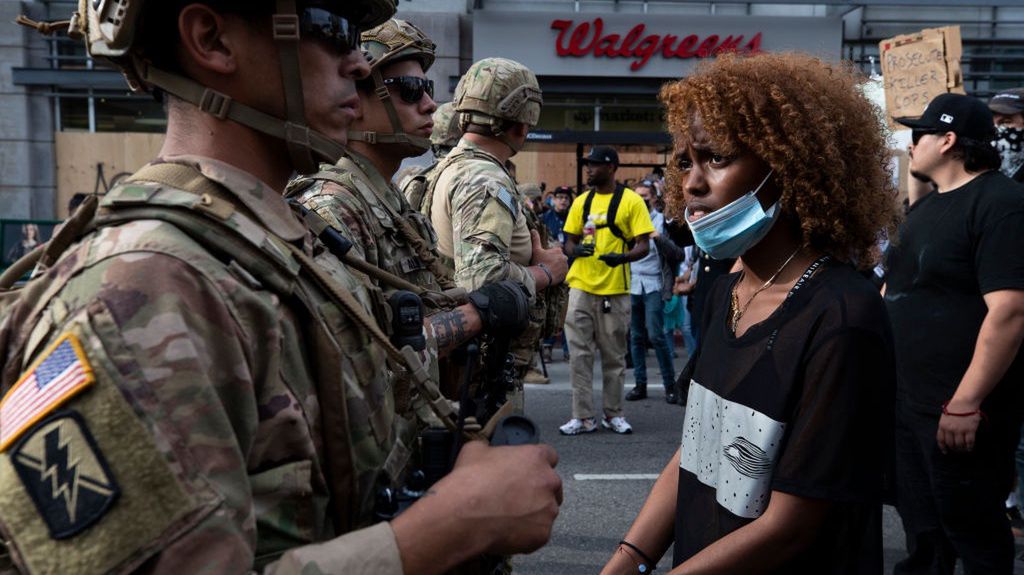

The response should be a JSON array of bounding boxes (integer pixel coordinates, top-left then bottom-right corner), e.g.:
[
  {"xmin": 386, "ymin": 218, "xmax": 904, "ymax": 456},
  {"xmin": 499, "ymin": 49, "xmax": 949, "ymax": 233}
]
[
  {"xmin": 272, "ymin": 0, "xmax": 318, "ymax": 174},
  {"xmin": 135, "ymin": 0, "xmax": 346, "ymax": 175},
  {"xmin": 458, "ymin": 112, "xmax": 523, "ymax": 155},
  {"xmin": 140, "ymin": 64, "xmax": 345, "ymax": 172},
  {"xmin": 346, "ymin": 67, "xmax": 431, "ymax": 154}
]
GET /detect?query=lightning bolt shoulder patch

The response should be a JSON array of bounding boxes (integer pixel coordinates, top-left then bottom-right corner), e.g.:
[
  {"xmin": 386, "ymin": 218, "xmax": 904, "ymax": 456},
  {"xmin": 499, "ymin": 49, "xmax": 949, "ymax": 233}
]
[{"xmin": 9, "ymin": 410, "xmax": 120, "ymax": 539}]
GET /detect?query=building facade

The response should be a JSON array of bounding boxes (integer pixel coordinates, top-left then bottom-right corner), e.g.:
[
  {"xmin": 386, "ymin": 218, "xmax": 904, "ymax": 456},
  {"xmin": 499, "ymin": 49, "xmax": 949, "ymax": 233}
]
[{"xmin": 2, "ymin": 0, "xmax": 1022, "ymax": 219}]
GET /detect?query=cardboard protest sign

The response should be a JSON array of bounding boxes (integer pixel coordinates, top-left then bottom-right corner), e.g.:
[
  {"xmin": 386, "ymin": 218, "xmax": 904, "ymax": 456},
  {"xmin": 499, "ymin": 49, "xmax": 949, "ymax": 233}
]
[{"xmin": 879, "ymin": 26, "xmax": 964, "ymax": 128}]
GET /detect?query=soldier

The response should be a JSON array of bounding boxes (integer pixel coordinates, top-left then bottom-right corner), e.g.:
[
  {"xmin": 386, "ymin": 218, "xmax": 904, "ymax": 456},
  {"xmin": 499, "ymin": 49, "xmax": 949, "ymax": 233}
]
[
  {"xmin": 419, "ymin": 57, "xmax": 569, "ymax": 405},
  {"xmin": 399, "ymin": 101, "xmax": 463, "ymax": 210},
  {"xmin": 430, "ymin": 102, "xmax": 464, "ymax": 160},
  {"xmin": 287, "ymin": 19, "xmax": 530, "ymax": 402},
  {"xmin": 0, "ymin": 2, "xmax": 562, "ymax": 575}
]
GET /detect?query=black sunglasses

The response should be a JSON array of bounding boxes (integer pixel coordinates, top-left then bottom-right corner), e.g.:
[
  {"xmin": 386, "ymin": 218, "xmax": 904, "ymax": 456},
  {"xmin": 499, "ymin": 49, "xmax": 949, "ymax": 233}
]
[
  {"xmin": 911, "ymin": 129, "xmax": 940, "ymax": 145},
  {"xmin": 300, "ymin": 7, "xmax": 361, "ymax": 55},
  {"xmin": 383, "ymin": 76, "xmax": 434, "ymax": 104}
]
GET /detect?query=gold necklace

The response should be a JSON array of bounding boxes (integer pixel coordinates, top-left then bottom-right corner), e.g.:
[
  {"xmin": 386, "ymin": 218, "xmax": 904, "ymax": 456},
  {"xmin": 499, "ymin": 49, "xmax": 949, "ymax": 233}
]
[{"xmin": 730, "ymin": 245, "xmax": 803, "ymax": 333}]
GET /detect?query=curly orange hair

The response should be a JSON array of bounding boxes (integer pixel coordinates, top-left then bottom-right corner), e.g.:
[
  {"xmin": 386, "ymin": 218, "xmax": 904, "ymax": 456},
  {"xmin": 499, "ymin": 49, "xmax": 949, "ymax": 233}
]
[{"xmin": 659, "ymin": 52, "xmax": 900, "ymax": 268}]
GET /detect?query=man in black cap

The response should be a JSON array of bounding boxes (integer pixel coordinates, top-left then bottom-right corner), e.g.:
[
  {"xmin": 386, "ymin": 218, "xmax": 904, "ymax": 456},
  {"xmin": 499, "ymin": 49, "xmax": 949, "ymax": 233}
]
[
  {"xmin": 558, "ymin": 146, "xmax": 654, "ymax": 436},
  {"xmin": 886, "ymin": 93, "xmax": 1024, "ymax": 574},
  {"xmin": 990, "ymin": 88, "xmax": 1024, "ymax": 182}
]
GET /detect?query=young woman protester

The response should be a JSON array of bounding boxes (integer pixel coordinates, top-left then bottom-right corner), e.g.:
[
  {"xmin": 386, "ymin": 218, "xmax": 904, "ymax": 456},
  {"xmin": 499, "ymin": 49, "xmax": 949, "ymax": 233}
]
[{"xmin": 601, "ymin": 52, "xmax": 900, "ymax": 575}]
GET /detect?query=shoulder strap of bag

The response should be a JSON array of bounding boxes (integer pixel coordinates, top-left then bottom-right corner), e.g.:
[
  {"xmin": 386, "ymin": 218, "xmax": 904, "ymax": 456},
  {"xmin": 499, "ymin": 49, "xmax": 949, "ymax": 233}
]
[{"xmin": 581, "ymin": 186, "xmax": 632, "ymax": 250}]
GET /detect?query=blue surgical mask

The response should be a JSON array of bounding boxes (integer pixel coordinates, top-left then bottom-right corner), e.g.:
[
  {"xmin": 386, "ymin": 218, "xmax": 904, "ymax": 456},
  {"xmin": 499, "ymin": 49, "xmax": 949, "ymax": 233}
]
[{"xmin": 685, "ymin": 170, "xmax": 779, "ymax": 260}]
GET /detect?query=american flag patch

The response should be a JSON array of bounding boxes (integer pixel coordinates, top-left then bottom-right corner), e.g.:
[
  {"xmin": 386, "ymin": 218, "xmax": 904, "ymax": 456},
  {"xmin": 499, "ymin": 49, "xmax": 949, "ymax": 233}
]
[{"xmin": 0, "ymin": 334, "xmax": 95, "ymax": 452}]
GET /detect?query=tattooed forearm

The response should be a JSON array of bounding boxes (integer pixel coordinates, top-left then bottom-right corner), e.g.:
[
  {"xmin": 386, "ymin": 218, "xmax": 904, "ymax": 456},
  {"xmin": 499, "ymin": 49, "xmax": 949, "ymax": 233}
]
[{"xmin": 429, "ymin": 308, "xmax": 469, "ymax": 356}]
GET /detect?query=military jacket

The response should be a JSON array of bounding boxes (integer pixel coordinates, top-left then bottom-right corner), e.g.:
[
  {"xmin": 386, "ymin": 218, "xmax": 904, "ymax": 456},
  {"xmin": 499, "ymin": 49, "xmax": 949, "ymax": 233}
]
[
  {"xmin": 288, "ymin": 151, "xmax": 446, "ymax": 294},
  {"xmin": 0, "ymin": 157, "xmax": 414, "ymax": 575},
  {"xmin": 426, "ymin": 139, "xmax": 536, "ymax": 298}
]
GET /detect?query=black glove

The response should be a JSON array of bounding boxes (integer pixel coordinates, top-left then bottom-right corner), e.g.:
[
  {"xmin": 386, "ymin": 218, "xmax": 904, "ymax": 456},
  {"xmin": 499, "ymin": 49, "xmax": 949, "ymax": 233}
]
[
  {"xmin": 599, "ymin": 253, "xmax": 629, "ymax": 267},
  {"xmin": 467, "ymin": 280, "xmax": 530, "ymax": 335},
  {"xmin": 573, "ymin": 243, "xmax": 595, "ymax": 258}
]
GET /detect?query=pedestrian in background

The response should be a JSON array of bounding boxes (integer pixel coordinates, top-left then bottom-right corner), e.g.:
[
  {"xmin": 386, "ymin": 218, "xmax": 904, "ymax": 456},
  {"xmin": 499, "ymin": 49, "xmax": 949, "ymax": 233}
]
[
  {"xmin": 543, "ymin": 185, "xmax": 575, "ymax": 361},
  {"xmin": 989, "ymin": 88, "xmax": 1024, "ymax": 183},
  {"xmin": 987, "ymin": 87, "xmax": 1024, "ymax": 537},
  {"xmin": 603, "ymin": 52, "xmax": 898, "ymax": 574},
  {"xmin": 625, "ymin": 180, "xmax": 685, "ymax": 404},
  {"xmin": 559, "ymin": 146, "xmax": 654, "ymax": 436},
  {"xmin": 887, "ymin": 93, "xmax": 1024, "ymax": 575}
]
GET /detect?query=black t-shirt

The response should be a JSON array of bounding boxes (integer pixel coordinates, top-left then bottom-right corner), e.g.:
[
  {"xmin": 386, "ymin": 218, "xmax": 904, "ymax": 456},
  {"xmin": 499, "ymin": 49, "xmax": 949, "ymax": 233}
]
[
  {"xmin": 884, "ymin": 171, "xmax": 1024, "ymax": 417},
  {"xmin": 674, "ymin": 260, "xmax": 895, "ymax": 574}
]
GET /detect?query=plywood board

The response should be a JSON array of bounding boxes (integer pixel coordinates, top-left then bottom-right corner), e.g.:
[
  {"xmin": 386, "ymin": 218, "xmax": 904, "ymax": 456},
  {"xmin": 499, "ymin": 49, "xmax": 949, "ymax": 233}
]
[{"xmin": 55, "ymin": 132, "xmax": 165, "ymax": 218}]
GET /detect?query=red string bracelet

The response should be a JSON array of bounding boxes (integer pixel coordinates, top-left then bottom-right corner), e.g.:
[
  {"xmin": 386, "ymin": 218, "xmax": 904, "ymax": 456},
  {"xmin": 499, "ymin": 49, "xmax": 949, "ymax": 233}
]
[{"xmin": 941, "ymin": 400, "xmax": 987, "ymax": 421}]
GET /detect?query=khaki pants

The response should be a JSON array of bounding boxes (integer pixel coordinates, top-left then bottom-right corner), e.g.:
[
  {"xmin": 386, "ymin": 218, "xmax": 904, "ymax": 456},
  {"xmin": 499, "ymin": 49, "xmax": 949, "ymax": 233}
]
[{"xmin": 564, "ymin": 288, "xmax": 630, "ymax": 420}]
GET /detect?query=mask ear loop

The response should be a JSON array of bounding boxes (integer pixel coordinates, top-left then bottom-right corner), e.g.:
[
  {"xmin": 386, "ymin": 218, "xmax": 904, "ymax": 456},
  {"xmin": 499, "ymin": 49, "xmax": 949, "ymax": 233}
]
[{"xmin": 752, "ymin": 169, "xmax": 775, "ymax": 197}]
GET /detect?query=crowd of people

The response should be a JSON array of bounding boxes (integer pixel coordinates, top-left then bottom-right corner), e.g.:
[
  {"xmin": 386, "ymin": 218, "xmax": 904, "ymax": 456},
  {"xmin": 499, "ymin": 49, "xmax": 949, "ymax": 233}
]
[{"xmin": 1, "ymin": 1, "xmax": 1023, "ymax": 574}]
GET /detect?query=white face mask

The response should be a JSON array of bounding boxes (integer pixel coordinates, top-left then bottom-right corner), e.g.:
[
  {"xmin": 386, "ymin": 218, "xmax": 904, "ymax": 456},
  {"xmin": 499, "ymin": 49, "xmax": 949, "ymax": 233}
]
[{"xmin": 994, "ymin": 125, "xmax": 1024, "ymax": 178}]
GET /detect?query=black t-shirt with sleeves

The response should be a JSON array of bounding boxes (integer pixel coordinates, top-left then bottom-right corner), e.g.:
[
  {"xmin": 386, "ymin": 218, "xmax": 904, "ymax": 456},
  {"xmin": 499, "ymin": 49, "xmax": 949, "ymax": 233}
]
[
  {"xmin": 674, "ymin": 260, "xmax": 895, "ymax": 574},
  {"xmin": 884, "ymin": 171, "xmax": 1024, "ymax": 417}
]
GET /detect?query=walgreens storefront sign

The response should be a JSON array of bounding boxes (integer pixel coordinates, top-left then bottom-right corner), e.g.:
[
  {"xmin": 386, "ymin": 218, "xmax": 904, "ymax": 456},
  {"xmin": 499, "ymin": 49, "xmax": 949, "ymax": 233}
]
[
  {"xmin": 551, "ymin": 18, "xmax": 763, "ymax": 71},
  {"xmin": 474, "ymin": 12, "xmax": 841, "ymax": 79}
]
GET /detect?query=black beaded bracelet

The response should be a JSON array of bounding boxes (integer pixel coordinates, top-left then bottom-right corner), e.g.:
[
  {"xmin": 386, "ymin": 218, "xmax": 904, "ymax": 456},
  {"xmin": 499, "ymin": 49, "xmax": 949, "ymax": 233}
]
[{"xmin": 619, "ymin": 540, "xmax": 655, "ymax": 573}]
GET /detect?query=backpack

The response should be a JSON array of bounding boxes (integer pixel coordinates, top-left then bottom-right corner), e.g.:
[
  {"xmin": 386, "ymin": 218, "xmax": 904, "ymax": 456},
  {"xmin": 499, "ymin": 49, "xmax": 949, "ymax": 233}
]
[{"xmin": 581, "ymin": 184, "xmax": 635, "ymax": 251}]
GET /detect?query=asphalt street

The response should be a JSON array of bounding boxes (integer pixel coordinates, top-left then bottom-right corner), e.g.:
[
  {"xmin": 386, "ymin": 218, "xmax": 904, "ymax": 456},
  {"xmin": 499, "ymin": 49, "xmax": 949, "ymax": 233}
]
[{"xmin": 512, "ymin": 343, "xmax": 1024, "ymax": 574}]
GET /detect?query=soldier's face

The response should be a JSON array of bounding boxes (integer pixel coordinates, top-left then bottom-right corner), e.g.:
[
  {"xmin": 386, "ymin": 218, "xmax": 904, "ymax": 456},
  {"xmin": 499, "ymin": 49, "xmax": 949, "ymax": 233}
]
[
  {"xmin": 352, "ymin": 59, "xmax": 438, "ymax": 157},
  {"xmin": 297, "ymin": 38, "xmax": 371, "ymax": 147}
]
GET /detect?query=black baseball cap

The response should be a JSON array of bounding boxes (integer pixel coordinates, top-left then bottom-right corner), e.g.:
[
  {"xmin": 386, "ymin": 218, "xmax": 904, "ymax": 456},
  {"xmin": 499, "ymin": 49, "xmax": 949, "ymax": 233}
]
[
  {"xmin": 989, "ymin": 88, "xmax": 1024, "ymax": 115},
  {"xmin": 582, "ymin": 146, "xmax": 619, "ymax": 166},
  {"xmin": 552, "ymin": 185, "xmax": 573, "ymax": 198},
  {"xmin": 895, "ymin": 93, "xmax": 995, "ymax": 142}
]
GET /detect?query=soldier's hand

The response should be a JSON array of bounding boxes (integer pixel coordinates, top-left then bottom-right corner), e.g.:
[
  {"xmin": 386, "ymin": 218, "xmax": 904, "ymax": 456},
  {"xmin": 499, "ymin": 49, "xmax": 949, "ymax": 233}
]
[
  {"xmin": 444, "ymin": 441, "xmax": 563, "ymax": 555},
  {"xmin": 573, "ymin": 242, "xmax": 595, "ymax": 258},
  {"xmin": 530, "ymin": 230, "xmax": 568, "ymax": 285},
  {"xmin": 389, "ymin": 441, "xmax": 562, "ymax": 573},
  {"xmin": 468, "ymin": 280, "xmax": 530, "ymax": 334}
]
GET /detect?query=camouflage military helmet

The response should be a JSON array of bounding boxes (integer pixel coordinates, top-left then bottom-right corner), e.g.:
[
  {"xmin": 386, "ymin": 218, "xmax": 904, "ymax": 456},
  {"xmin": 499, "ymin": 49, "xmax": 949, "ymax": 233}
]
[
  {"xmin": 455, "ymin": 58, "xmax": 543, "ymax": 129},
  {"xmin": 361, "ymin": 18, "xmax": 435, "ymax": 73},
  {"xmin": 348, "ymin": 18, "xmax": 437, "ymax": 154},
  {"xmin": 431, "ymin": 102, "xmax": 462, "ymax": 152}
]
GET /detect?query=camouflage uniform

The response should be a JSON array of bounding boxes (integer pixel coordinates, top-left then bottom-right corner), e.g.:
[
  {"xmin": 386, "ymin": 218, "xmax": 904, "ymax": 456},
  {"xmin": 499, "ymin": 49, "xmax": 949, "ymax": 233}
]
[
  {"xmin": 400, "ymin": 102, "xmax": 462, "ymax": 211},
  {"xmin": 423, "ymin": 58, "xmax": 547, "ymax": 384},
  {"xmin": 0, "ymin": 158, "xmax": 424, "ymax": 574},
  {"xmin": 289, "ymin": 20, "xmax": 452, "ymax": 298},
  {"xmin": 288, "ymin": 149, "xmax": 451, "ymax": 295},
  {"xmin": 0, "ymin": 1, "xmax": 446, "ymax": 573},
  {"xmin": 427, "ymin": 138, "xmax": 536, "ymax": 297}
]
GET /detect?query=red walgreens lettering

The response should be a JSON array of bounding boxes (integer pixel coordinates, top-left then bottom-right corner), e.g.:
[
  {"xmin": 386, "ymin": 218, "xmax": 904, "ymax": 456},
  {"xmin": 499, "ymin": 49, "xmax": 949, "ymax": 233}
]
[{"xmin": 551, "ymin": 18, "xmax": 763, "ymax": 71}]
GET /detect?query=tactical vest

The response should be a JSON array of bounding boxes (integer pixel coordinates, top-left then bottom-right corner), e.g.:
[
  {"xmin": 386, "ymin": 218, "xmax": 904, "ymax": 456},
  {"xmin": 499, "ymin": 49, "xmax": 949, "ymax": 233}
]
[
  {"xmin": 0, "ymin": 163, "xmax": 459, "ymax": 539},
  {"xmin": 421, "ymin": 146, "xmax": 557, "ymax": 372},
  {"xmin": 288, "ymin": 155, "xmax": 456, "ymax": 294},
  {"xmin": 402, "ymin": 163, "xmax": 434, "ymax": 216}
]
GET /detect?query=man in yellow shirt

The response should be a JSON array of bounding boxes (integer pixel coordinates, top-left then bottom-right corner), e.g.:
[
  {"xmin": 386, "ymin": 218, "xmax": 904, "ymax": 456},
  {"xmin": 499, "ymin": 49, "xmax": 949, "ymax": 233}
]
[{"xmin": 559, "ymin": 146, "xmax": 654, "ymax": 435}]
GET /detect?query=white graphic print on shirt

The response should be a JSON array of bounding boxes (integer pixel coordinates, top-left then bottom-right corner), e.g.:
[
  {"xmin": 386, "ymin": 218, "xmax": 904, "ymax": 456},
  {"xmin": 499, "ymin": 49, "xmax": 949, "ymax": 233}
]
[{"xmin": 680, "ymin": 380, "xmax": 786, "ymax": 519}]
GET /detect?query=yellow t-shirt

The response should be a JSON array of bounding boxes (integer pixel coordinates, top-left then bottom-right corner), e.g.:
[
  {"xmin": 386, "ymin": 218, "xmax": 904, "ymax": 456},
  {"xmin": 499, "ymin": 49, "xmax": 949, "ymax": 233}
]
[{"xmin": 564, "ymin": 188, "xmax": 655, "ymax": 295}]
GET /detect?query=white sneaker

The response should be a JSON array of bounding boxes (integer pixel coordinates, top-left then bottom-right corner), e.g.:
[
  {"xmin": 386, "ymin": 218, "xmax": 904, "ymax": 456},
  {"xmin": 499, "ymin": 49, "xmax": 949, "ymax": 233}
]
[
  {"xmin": 602, "ymin": 416, "xmax": 633, "ymax": 434},
  {"xmin": 559, "ymin": 417, "xmax": 597, "ymax": 436}
]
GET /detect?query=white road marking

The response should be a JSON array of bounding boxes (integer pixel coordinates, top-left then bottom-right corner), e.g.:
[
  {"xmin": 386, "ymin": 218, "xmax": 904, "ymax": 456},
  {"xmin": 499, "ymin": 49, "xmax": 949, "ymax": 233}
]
[{"xmin": 573, "ymin": 474, "xmax": 659, "ymax": 481}]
